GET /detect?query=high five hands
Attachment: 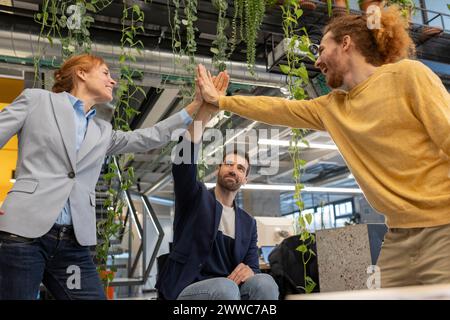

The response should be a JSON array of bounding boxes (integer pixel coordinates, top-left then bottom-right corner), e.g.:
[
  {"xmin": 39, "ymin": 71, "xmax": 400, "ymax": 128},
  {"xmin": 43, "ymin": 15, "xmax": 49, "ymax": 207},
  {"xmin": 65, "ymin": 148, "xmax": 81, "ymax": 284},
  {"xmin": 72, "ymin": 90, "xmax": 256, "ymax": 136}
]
[
  {"xmin": 186, "ymin": 66, "xmax": 230, "ymax": 143},
  {"xmin": 196, "ymin": 64, "xmax": 228, "ymax": 108}
]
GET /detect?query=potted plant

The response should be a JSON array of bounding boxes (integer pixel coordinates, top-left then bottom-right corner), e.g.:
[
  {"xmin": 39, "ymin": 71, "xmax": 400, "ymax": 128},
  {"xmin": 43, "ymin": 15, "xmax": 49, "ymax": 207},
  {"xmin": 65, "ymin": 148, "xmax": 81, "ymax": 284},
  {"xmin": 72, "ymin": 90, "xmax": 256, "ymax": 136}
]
[
  {"xmin": 299, "ymin": 0, "xmax": 317, "ymax": 10},
  {"xmin": 332, "ymin": 0, "xmax": 350, "ymax": 16},
  {"xmin": 322, "ymin": 0, "xmax": 350, "ymax": 17},
  {"xmin": 276, "ymin": 0, "xmax": 317, "ymax": 10},
  {"xmin": 99, "ymin": 269, "xmax": 116, "ymax": 300}
]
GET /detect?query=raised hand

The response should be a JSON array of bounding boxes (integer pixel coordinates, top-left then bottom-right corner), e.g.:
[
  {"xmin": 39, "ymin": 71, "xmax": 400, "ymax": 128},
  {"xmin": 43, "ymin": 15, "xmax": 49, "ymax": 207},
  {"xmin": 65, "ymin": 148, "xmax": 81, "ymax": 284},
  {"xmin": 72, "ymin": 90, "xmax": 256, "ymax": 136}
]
[
  {"xmin": 213, "ymin": 69, "xmax": 229, "ymax": 97},
  {"xmin": 194, "ymin": 69, "xmax": 229, "ymax": 106},
  {"xmin": 187, "ymin": 70, "xmax": 229, "ymax": 143},
  {"xmin": 197, "ymin": 64, "xmax": 227, "ymax": 106}
]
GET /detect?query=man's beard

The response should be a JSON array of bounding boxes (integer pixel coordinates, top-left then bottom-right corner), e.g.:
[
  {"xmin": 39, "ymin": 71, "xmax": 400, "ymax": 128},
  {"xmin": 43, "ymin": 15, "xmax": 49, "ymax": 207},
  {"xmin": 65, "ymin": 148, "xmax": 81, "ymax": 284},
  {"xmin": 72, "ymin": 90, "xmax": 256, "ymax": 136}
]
[
  {"xmin": 327, "ymin": 70, "xmax": 344, "ymax": 89},
  {"xmin": 217, "ymin": 174, "xmax": 241, "ymax": 192},
  {"xmin": 325, "ymin": 52, "xmax": 345, "ymax": 89}
]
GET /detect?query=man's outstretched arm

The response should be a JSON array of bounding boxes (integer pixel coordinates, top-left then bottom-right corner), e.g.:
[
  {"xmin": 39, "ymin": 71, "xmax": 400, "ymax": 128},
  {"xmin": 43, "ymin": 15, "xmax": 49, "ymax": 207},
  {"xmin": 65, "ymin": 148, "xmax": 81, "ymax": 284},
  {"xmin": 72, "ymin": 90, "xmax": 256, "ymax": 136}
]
[{"xmin": 172, "ymin": 71, "xmax": 230, "ymax": 207}]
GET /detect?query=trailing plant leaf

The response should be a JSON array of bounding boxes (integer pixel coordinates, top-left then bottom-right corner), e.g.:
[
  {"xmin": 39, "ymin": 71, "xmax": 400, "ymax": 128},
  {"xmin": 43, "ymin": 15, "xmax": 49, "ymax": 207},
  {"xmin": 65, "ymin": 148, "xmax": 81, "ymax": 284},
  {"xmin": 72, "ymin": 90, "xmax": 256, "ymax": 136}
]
[
  {"xmin": 280, "ymin": 0, "xmax": 317, "ymax": 294},
  {"xmin": 244, "ymin": 0, "xmax": 266, "ymax": 75},
  {"xmin": 211, "ymin": 0, "xmax": 229, "ymax": 71}
]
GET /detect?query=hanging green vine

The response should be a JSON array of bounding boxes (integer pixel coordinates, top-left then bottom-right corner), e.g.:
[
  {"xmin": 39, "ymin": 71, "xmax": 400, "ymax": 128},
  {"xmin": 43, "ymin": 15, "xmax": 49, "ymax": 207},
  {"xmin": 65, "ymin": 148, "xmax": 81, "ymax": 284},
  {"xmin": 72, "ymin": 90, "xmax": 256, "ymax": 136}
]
[
  {"xmin": 170, "ymin": 0, "xmax": 182, "ymax": 65},
  {"xmin": 168, "ymin": 0, "xmax": 198, "ymax": 105},
  {"xmin": 280, "ymin": 0, "xmax": 317, "ymax": 294},
  {"xmin": 211, "ymin": 0, "xmax": 229, "ymax": 71},
  {"xmin": 184, "ymin": 0, "xmax": 198, "ymax": 69},
  {"xmin": 114, "ymin": 2, "xmax": 145, "ymax": 132},
  {"xmin": 244, "ymin": 0, "xmax": 266, "ymax": 75},
  {"xmin": 34, "ymin": 0, "xmax": 112, "ymax": 80},
  {"xmin": 96, "ymin": 2, "xmax": 148, "ymax": 286},
  {"xmin": 210, "ymin": 0, "xmax": 269, "ymax": 76},
  {"xmin": 227, "ymin": 0, "xmax": 244, "ymax": 61}
]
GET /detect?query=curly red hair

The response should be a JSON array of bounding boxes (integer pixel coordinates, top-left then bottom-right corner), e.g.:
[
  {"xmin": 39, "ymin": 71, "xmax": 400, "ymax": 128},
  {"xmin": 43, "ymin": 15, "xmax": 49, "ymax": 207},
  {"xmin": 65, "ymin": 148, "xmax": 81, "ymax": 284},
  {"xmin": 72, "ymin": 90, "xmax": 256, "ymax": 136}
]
[{"xmin": 324, "ymin": 5, "xmax": 415, "ymax": 66}]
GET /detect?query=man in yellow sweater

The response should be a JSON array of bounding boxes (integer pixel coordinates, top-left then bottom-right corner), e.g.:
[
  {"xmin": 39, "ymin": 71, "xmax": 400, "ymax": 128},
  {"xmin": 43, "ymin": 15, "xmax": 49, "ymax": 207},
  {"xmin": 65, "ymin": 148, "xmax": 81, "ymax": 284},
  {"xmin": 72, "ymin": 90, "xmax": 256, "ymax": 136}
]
[{"xmin": 196, "ymin": 7, "xmax": 450, "ymax": 288}]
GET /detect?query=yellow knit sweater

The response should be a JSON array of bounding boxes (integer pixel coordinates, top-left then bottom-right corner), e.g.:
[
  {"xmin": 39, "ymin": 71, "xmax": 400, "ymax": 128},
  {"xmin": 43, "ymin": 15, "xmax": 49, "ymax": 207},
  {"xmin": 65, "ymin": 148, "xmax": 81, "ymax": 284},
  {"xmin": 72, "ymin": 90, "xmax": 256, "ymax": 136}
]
[{"xmin": 219, "ymin": 59, "xmax": 450, "ymax": 228}]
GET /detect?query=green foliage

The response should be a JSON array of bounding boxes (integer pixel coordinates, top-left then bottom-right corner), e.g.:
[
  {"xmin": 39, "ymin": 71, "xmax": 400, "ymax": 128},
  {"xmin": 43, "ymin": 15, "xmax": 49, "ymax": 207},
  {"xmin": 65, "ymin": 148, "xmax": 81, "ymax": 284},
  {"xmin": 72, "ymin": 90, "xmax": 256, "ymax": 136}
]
[
  {"xmin": 280, "ymin": 0, "xmax": 317, "ymax": 294},
  {"xmin": 214, "ymin": 0, "xmax": 268, "ymax": 75},
  {"xmin": 211, "ymin": 0, "xmax": 229, "ymax": 71},
  {"xmin": 114, "ymin": 1, "xmax": 145, "ymax": 133},
  {"xmin": 34, "ymin": 1, "xmax": 112, "ymax": 62},
  {"xmin": 170, "ymin": 0, "xmax": 198, "ymax": 105},
  {"xmin": 96, "ymin": 155, "xmax": 135, "ymax": 288},
  {"xmin": 228, "ymin": 0, "xmax": 244, "ymax": 63},
  {"xmin": 243, "ymin": 0, "xmax": 266, "ymax": 75},
  {"xmin": 95, "ymin": 1, "xmax": 148, "ymax": 286}
]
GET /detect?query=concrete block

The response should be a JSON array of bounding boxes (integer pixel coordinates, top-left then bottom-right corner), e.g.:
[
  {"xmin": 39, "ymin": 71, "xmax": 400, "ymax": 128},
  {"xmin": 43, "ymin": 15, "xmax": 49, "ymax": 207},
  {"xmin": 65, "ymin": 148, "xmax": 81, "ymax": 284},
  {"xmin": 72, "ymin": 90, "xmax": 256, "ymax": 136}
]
[{"xmin": 316, "ymin": 224, "xmax": 387, "ymax": 292}]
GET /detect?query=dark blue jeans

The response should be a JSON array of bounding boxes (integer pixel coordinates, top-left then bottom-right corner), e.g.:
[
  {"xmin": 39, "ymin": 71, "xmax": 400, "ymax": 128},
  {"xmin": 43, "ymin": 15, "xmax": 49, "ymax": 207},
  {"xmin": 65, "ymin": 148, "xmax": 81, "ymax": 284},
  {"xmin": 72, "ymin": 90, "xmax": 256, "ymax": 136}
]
[{"xmin": 0, "ymin": 224, "xmax": 106, "ymax": 300}]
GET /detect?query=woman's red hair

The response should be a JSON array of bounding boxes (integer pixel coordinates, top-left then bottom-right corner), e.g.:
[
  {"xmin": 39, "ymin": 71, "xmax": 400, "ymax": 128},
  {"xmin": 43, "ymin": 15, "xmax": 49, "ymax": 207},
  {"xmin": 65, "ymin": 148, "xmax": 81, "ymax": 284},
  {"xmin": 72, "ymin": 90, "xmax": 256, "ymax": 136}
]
[{"xmin": 52, "ymin": 54, "xmax": 106, "ymax": 93}]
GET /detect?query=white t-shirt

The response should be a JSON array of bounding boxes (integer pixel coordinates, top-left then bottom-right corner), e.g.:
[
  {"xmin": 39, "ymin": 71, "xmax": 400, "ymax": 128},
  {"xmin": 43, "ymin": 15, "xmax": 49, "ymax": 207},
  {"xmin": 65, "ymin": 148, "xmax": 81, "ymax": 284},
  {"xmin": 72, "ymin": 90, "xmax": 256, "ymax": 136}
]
[{"xmin": 218, "ymin": 203, "xmax": 235, "ymax": 239}]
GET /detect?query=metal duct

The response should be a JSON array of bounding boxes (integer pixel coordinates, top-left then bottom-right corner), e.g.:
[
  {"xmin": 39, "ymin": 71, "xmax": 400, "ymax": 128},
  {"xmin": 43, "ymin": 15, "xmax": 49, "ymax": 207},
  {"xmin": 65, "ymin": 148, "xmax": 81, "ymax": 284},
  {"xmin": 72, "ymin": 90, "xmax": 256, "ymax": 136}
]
[{"xmin": 0, "ymin": 29, "xmax": 288, "ymax": 88}]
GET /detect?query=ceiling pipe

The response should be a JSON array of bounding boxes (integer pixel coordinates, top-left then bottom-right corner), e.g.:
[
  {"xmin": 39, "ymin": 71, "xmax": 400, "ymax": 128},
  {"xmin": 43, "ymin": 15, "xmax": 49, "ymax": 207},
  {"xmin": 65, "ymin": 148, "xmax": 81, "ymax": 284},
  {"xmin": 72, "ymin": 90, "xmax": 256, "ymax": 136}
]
[{"xmin": 0, "ymin": 29, "xmax": 288, "ymax": 88}]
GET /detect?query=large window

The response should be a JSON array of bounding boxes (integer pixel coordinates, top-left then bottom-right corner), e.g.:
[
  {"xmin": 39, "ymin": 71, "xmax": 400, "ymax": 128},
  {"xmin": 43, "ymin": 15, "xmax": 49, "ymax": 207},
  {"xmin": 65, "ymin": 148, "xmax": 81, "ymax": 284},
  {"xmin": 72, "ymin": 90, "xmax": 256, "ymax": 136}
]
[
  {"xmin": 423, "ymin": 0, "xmax": 450, "ymax": 30},
  {"xmin": 314, "ymin": 204, "xmax": 335, "ymax": 231},
  {"xmin": 333, "ymin": 199, "xmax": 354, "ymax": 228},
  {"xmin": 283, "ymin": 198, "xmax": 355, "ymax": 232}
]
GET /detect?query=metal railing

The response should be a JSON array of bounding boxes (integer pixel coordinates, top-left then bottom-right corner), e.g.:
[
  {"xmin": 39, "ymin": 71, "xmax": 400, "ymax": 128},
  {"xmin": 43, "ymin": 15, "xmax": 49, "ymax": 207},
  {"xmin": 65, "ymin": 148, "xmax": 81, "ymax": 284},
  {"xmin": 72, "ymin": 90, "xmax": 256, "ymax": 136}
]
[{"xmin": 411, "ymin": 6, "xmax": 450, "ymax": 33}]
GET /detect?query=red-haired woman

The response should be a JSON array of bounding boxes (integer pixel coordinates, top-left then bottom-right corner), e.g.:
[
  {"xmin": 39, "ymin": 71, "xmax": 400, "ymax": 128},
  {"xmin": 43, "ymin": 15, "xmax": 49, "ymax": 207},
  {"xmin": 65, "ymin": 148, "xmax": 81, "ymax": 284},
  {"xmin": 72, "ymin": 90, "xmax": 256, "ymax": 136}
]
[{"xmin": 0, "ymin": 53, "xmax": 225, "ymax": 299}]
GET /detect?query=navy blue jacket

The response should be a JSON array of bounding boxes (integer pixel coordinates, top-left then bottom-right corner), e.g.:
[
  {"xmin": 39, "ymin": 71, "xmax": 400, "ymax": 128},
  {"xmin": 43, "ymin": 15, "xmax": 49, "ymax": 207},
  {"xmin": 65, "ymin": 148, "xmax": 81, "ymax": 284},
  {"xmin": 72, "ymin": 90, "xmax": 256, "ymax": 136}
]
[{"xmin": 155, "ymin": 140, "xmax": 260, "ymax": 300}]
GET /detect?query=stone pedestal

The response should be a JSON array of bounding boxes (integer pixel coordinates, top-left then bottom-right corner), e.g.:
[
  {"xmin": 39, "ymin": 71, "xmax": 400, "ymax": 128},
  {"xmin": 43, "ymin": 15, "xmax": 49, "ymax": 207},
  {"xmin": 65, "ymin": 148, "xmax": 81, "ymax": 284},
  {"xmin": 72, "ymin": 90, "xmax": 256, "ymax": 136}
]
[{"xmin": 316, "ymin": 224, "xmax": 387, "ymax": 292}]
